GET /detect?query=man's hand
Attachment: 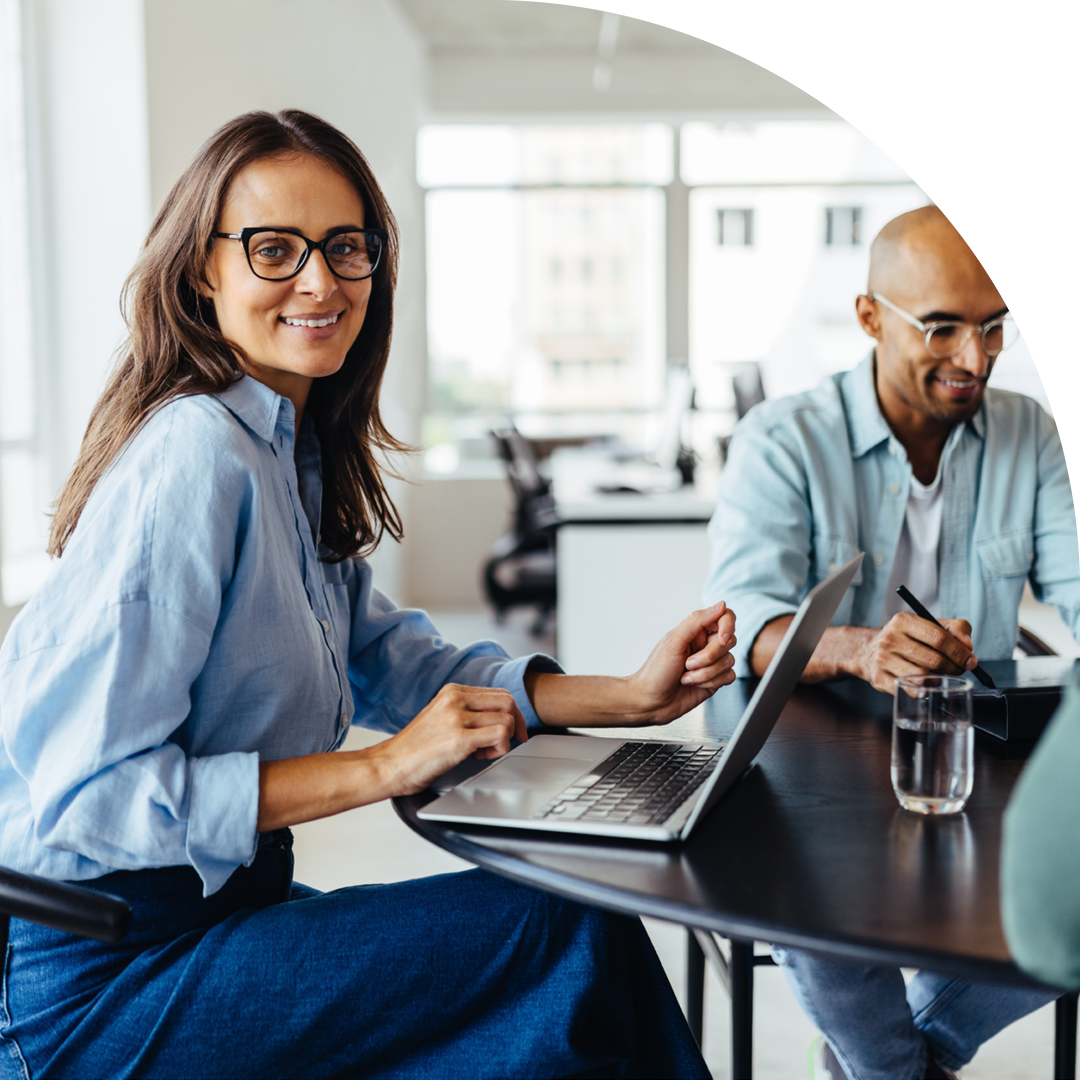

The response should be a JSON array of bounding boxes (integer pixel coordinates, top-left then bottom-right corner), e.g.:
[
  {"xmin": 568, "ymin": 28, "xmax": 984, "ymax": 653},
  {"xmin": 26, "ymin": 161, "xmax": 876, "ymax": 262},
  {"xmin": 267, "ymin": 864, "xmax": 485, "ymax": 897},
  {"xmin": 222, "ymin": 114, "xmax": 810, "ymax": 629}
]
[{"xmin": 852, "ymin": 613, "xmax": 977, "ymax": 694}]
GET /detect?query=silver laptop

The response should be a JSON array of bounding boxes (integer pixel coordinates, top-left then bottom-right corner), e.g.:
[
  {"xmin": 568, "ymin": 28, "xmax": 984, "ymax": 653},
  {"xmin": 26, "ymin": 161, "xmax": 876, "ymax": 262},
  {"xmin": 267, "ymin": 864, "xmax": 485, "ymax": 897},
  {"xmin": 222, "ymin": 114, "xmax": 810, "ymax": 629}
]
[{"xmin": 419, "ymin": 554, "xmax": 863, "ymax": 841}]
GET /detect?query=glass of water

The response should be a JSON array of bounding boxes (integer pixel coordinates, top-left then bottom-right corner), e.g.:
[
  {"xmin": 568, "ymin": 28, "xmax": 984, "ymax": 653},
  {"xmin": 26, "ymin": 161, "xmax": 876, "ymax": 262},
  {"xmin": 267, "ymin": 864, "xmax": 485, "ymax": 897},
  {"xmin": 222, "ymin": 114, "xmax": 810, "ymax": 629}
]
[{"xmin": 892, "ymin": 675, "xmax": 974, "ymax": 815}]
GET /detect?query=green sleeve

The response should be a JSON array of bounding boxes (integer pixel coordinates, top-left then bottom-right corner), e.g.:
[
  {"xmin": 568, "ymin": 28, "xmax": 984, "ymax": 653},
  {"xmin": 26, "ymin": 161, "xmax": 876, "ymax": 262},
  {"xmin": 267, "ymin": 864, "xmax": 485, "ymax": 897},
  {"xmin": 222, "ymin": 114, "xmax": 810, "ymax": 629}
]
[{"xmin": 1001, "ymin": 672, "xmax": 1080, "ymax": 988}]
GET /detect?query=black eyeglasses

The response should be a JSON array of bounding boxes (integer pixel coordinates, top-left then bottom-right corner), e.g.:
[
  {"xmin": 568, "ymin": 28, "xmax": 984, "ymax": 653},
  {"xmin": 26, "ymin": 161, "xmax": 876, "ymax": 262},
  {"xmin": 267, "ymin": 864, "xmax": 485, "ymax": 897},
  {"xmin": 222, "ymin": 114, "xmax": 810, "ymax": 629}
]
[{"xmin": 212, "ymin": 226, "xmax": 388, "ymax": 282}]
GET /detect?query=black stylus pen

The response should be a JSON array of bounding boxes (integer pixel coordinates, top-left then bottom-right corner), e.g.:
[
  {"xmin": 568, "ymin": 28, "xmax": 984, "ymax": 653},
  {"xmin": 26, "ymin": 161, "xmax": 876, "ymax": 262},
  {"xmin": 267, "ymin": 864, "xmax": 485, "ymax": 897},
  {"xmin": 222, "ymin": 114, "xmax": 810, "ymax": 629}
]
[{"xmin": 896, "ymin": 585, "xmax": 996, "ymax": 689}]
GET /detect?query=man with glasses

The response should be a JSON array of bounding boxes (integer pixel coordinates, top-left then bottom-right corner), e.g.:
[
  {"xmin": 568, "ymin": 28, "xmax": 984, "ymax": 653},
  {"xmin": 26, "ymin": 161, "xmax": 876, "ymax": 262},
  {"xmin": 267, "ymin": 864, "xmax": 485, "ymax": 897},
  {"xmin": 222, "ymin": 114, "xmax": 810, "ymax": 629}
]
[{"xmin": 705, "ymin": 205, "xmax": 1077, "ymax": 1080}]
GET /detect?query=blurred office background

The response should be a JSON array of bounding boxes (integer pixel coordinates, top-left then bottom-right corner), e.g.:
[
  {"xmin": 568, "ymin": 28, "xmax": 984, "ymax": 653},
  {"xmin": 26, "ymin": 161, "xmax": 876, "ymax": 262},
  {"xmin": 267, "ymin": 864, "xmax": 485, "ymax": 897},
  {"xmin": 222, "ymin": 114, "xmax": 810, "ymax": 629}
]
[
  {"xmin": 0, "ymin": 3, "xmax": 1064, "ymax": 1075},
  {"xmin": 0, "ymin": 0, "xmax": 1052, "ymax": 623}
]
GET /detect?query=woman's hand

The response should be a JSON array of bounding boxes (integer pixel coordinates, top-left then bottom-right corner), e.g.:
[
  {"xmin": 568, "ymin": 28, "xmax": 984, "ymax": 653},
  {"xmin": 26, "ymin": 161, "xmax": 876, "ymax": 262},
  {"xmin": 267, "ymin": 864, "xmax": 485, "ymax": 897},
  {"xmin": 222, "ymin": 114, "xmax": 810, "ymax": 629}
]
[
  {"xmin": 369, "ymin": 684, "xmax": 528, "ymax": 797},
  {"xmin": 256, "ymin": 685, "xmax": 527, "ymax": 831},
  {"xmin": 623, "ymin": 601, "xmax": 738, "ymax": 725},
  {"xmin": 524, "ymin": 601, "xmax": 738, "ymax": 729}
]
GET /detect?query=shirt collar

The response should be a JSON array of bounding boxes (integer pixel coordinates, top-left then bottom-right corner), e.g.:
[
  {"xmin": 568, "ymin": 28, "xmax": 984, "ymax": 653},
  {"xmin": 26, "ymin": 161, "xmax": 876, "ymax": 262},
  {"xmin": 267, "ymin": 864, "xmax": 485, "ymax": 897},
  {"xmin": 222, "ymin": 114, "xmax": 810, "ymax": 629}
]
[
  {"xmin": 841, "ymin": 353, "xmax": 892, "ymax": 458},
  {"xmin": 214, "ymin": 375, "xmax": 291, "ymax": 444},
  {"xmin": 840, "ymin": 350, "xmax": 986, "ymax": 458}
]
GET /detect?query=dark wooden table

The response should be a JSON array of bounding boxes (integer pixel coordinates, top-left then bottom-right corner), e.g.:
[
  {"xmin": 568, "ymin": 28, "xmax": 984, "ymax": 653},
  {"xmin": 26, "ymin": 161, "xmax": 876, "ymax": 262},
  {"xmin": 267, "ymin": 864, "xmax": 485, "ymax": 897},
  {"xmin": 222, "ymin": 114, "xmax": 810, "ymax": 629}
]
[{"xmin": 396, "ymin": 678, "xmax": 1074, "ymax": 1077}]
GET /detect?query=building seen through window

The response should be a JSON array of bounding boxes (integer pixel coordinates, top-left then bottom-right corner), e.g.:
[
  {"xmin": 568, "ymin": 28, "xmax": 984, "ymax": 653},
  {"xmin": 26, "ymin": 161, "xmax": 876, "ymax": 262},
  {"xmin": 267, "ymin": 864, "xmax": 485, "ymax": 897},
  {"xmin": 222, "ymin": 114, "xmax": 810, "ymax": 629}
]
[
  {"xmin": 419, "ymin": 119, "xmax": 1047, "ymax": 468},
  {"xmin": 825, "ymin": 205, "xmax": 863, "ymax": 246},
  {"xmin": 717, "ymin": 209, "xmax": 754, "ymax": 247},
  {"xmin": 422, "ymin": 125, "xmax": 667, "ymax": 451}
]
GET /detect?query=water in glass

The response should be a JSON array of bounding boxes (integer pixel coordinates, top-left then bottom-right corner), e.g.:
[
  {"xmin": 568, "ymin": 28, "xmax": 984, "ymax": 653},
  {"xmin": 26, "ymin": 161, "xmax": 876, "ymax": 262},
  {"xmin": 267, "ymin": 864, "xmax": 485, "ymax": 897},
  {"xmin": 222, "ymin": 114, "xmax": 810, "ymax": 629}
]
[{"xmin": 891, "ymin": 675, "xmax": 974, "ymax": 815}]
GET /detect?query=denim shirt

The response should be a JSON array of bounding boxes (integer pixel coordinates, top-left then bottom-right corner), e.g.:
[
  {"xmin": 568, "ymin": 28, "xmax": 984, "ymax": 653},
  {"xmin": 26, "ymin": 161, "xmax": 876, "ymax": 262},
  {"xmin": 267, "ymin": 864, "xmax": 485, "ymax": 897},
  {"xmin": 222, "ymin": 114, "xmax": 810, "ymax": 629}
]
[
  {"xmin": 705, "ymin": 354, "xmax": 1080, "ymax": 677},
  {"xmin": 0, "ymin": 376, "xmax": 558, "ymax": 895}
]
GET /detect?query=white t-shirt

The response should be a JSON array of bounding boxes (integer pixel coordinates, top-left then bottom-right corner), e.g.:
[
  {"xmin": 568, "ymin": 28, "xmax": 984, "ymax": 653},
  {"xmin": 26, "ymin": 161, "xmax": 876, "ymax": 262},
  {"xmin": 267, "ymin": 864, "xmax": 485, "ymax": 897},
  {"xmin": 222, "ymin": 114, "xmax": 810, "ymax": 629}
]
[{"xmin": 882, "ymin": 466, "xmax": 945, "ymax": 624}]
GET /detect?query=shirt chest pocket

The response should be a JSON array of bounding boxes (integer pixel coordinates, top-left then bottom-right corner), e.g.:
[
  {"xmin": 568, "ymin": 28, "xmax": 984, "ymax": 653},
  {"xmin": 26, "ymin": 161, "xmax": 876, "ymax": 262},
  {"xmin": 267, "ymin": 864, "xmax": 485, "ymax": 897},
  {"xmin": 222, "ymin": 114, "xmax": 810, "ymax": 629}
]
[
  {"xmin": 320, "ymin": 562, "xmax": 353, "ymax": 640},
  {"xmin": 976, "ymin": 529, "xmax": 1033, "ymax": 657},
  {"xmin": 811, "ymin": 533, "xmax": 862, "ymax": 624},
  {"xmin": 976, "ymin": 530, "xmax": 1034, "ymax": 579},
  {"xmin": 812, "ymin": 534, "xmax": 864, "ymax": 584}
]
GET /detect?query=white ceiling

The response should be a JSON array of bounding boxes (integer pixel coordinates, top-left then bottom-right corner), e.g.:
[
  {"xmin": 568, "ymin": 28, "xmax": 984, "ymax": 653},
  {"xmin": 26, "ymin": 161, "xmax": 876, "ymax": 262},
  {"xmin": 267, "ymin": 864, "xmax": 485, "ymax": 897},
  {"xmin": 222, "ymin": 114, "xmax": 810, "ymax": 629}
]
[
  {"xmin": 396, "ymin": 0, "xmax": 720, "ymax": 54},
  {"xmin": 394, "ymin": 1, "xmax": 829, "ymax": 117}
]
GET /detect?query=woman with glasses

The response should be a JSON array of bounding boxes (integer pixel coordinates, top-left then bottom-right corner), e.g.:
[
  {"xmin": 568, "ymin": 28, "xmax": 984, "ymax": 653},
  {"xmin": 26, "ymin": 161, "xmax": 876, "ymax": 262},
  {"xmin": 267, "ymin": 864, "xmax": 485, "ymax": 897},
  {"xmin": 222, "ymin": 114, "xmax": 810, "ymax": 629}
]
[{"xmin": 0, "ymin": 110, "xmax": 736, "ymax": 1079}]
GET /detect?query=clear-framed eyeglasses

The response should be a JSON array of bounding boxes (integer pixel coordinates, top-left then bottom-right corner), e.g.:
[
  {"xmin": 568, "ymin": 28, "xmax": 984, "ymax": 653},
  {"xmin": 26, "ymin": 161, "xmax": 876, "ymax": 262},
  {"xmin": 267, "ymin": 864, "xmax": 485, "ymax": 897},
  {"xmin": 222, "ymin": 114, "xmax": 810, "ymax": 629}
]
[
  {"xmin": 869, "ymin": 293, "xmax": 1019, "ymax": 359},
  {"xmin": 212, "ymin": 226, "xmax": 388, "ymax": 282}
]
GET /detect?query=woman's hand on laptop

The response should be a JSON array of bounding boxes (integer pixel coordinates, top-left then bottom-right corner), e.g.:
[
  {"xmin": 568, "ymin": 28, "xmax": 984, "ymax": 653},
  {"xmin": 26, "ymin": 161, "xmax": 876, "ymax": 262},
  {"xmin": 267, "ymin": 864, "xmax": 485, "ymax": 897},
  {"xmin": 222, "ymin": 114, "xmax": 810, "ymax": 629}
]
[
  {"xmin": 255, "ymin": 685, "xmax": 528, "ymax": 829},
  {"xmin": 369, "ymin": 685, "xmax": 529, "ymax": 798},
  {"xmin": 523, "ymin": 602, "xmax": 737, "ymax": 727}
]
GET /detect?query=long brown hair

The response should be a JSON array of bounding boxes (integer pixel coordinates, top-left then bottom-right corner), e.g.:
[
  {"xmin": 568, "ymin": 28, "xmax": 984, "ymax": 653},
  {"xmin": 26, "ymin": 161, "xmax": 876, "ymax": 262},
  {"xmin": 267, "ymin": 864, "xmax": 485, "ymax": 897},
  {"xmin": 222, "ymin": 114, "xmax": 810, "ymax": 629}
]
[{"xmin": 49, "ymin": 109, "xmax": 405, "ymax": 561}]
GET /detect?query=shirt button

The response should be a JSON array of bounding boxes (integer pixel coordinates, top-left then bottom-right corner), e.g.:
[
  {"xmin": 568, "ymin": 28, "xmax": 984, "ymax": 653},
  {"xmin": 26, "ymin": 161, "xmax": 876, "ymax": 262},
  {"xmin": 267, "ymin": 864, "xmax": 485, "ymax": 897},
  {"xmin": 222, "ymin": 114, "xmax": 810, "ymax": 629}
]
[
  {"xmin": 828, "ymin": 561, "xmax": 838, "ymax": 573},
  {"xmin": 341, "ymin": 713, "xmax": 349, "ymax": 729},
  {"xmin": 889, "ymin": 484, "xmax": 900, "ymax": 496},
  {"xmin": 888, "ymin": 443, "xmax": 897, "ymax": 456},
  {"xmin": 320, "ymin": 619, "xmax": 330, "ymax": 631},
  {"xmin": 874, "ymin": 553, "xmax": 885, "ymax": 566}
]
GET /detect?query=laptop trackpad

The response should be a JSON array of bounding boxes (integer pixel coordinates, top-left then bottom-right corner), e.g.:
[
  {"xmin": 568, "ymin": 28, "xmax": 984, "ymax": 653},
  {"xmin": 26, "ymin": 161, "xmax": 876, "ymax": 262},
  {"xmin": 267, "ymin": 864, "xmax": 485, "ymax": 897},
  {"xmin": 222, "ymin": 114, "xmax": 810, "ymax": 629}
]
[
  {"xmin": 511, "ymin": 735, "xmax": 617, "ymax": 760},
  {"xmin": 462, "ymin": 756, "xmax": 587, "ymax": 793}
]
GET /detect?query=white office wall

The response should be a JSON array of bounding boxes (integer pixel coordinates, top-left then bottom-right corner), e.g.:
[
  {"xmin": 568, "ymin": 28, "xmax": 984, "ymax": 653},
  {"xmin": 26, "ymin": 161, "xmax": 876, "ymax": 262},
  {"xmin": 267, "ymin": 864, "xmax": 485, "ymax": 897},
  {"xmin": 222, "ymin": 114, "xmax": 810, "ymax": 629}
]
[
  {"xmin": 22, "ymin": 0, "xmax": 152, "ymax": 484},
  {"xmin": 0, "ymin": 0, "xmax": 152, "ymax": 621},
  {"xmin": 143, "ymin": 0, "xmax": 429, "ymax": 602}
]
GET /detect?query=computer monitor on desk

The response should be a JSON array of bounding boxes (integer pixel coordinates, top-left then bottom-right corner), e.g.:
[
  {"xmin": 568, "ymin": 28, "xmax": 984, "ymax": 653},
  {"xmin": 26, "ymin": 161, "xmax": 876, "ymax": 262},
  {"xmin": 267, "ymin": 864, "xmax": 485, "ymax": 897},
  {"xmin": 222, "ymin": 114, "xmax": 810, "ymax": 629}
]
[
  {"xmin": 651, "ymin": 365, "xmax": 694, "ymax": 471},
  {"xmin": 588, "ymin": 366, "xmax": 694, "ymax": 495}
]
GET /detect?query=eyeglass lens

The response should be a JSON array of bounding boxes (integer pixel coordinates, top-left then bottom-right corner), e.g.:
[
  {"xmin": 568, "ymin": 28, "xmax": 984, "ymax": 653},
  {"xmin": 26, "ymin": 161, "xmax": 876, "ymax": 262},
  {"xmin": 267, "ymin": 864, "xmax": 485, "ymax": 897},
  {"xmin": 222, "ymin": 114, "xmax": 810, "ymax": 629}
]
[
  {"xmin": 246, "ymin": 230, "xmax": 383, "ymax": 281},
  {"xmin": 926, "ymin": 317, "xmax": 1019, "ymax": 358}
]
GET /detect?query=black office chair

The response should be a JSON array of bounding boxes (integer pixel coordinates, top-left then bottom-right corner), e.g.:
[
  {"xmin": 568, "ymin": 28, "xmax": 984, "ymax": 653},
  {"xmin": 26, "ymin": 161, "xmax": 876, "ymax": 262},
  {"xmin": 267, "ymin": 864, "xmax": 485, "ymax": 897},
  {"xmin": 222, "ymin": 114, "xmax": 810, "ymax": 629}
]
[
  {"xmin": 718, "ymin": 363, "xmax": 767, "ymax": 469},
  {"xmin": 684, "ymin": 623, "xmax": 1079, "ymax": 1079},
  {"xmin": 732, "ymin": 363, "xmax": 766, "ymax": 421},
  {"xmin": 483, "ymin": 427, "xmax": 559, "ymax": 636},
  {"xmin": 0, "ymin": 864, "xmax": 131, "ymax": 961}
]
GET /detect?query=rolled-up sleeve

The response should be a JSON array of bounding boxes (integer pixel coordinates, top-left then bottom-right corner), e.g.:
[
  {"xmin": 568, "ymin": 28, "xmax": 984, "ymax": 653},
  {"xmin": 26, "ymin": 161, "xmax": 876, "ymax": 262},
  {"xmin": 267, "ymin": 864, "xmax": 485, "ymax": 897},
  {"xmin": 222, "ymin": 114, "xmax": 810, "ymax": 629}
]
[
  {"xmin": 345, "ymin": 561, "xmax": 562, "ymax": 732},
  {"xmin": 705, "ymin": 416, "xmax": 815, "ymax": 677}
]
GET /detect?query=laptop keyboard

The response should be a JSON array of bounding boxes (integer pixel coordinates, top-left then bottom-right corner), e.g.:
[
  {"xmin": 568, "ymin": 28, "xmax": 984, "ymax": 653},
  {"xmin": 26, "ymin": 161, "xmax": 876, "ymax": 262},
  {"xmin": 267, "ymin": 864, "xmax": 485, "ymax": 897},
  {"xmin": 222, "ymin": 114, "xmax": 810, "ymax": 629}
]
[{"xmin": 534, "ymin": 741, "xmax": 723, "ymax": 826}]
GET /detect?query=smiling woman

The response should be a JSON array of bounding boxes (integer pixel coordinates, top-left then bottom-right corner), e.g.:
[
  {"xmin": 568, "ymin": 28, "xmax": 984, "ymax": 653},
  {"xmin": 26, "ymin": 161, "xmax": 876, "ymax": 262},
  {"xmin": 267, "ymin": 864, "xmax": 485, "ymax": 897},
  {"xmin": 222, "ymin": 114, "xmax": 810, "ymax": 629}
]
[{"xmin": 0, "ymin": 109, "xmax": 735, "ymax": 1078}]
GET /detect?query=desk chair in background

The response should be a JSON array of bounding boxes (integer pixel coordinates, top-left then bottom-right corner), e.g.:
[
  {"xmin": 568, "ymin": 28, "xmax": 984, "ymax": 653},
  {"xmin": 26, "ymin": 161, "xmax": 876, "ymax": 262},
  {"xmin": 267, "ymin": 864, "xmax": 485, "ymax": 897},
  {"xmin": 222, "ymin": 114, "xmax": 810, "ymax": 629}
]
[
  {"xmin": 718, "ymin": 362, "xmax": 766, "ymax": 469},
  {"xmin": 732, "ymin": 364, "xmax": 766, "ymax": 421},
  {"xmin": 483, "ymin": 426, "xmax": 560, "ymax": 636},
  {"xmin": 685, "ymin": 622, "xmax": 1078, "ymax": 1080}
]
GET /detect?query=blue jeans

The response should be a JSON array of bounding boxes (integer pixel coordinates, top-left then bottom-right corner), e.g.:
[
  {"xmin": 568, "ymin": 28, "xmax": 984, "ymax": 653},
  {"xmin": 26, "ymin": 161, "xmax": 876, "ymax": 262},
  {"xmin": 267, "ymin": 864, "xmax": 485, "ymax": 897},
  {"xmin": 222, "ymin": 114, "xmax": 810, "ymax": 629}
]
[
  {"xmin": 774, "ymin": 946, "xmax": 1058, "ymax": 1080},
  {"xmin": 0, "ymin": 830, "xmax": 708, "ymax": 1079}
]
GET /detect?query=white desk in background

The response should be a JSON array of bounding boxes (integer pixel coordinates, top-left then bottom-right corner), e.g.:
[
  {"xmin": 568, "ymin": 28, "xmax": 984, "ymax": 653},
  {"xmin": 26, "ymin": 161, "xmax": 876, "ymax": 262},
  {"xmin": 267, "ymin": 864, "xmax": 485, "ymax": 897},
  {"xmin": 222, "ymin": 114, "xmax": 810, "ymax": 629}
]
[{"xmin": 550, "ymin": 448, "xmax": 718, "ymax": 677}]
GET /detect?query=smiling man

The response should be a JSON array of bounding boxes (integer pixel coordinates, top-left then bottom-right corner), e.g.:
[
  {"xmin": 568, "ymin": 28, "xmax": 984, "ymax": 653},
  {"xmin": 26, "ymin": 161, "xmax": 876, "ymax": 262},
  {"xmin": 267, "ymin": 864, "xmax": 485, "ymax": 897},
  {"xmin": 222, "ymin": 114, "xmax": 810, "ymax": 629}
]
[
  {"xmin": 704, "ymin": 206, "xmax": 1080, "ymax": 1079},
  {"xmin": 707, "ymin": 204, "xmax": 1080, "ymax": 696}
]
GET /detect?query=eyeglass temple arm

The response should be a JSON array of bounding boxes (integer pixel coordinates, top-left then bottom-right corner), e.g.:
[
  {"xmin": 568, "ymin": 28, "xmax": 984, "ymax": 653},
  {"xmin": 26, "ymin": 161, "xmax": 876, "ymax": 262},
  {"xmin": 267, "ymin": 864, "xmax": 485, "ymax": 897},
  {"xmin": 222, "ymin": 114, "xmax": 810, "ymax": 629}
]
[{"xmin": 869, "ymin": 293, "xmax": 926, "ymax": 332}]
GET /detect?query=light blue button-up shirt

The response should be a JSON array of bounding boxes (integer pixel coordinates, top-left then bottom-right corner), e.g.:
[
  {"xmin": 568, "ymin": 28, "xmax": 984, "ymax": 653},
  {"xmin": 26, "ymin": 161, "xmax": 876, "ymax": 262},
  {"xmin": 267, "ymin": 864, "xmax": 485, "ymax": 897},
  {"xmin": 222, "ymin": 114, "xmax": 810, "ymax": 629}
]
[
  {"xmin": 0, "ymin": 376, "xmax": 557, "ymax": 895},
  {"xmin": 705, "ymin": 354, "xmax": 1080, "ymax": 677}
]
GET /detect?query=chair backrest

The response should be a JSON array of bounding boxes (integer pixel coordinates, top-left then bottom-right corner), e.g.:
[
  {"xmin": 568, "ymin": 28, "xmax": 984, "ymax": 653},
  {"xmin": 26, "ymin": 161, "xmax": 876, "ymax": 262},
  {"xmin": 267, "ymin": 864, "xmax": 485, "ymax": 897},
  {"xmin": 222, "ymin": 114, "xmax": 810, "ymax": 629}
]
[
  {"xmin": 733, "ymin": 363, "xmax": 766, "ymax": 419},
  {"xmin": 491, "ymin": 427, "xmax": 548, "ymax": 503},
  {"xmin": 490, "ymin": 427, "xmax": 557, "ymax": 542},
  {"xmin": 0, "ymin": 866, "xmax": 130, "ymax": 942}
]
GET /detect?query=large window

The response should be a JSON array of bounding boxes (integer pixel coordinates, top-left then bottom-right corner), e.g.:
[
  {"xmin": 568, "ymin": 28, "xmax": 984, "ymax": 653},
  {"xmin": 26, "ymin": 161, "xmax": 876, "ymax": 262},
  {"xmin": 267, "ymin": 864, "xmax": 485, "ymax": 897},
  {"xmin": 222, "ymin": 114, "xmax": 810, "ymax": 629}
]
[
  {"xmin": 420, "ymin": 119, "xmax": 1048, "ymax": 465},
  {"xmin": 0, "ymin": 0, "xmax": 49, "ymax": 607},
  {"xmin": 421, "ymin": 125, "xmax": 668, "ymax": 450}
]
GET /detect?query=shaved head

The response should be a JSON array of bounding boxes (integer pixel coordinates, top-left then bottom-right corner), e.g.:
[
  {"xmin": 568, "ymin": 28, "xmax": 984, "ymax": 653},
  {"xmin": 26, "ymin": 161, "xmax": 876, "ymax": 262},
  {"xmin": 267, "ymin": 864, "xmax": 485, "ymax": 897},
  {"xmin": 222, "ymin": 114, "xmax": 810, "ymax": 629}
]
[
  {"xmin": 855, "ymin": 204, "xmax": 1008, "ymax": 457},
  {"xmin": 867, "ymin": 205, "xmax": 988, "ymax": 299}
]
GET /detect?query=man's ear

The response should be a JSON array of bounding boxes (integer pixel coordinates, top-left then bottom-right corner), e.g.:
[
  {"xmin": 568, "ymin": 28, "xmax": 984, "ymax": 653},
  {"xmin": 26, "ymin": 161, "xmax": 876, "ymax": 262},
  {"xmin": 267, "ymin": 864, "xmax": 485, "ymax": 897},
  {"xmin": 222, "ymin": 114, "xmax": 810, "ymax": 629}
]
[{"xmin": 855, "ymin": 294, "xmax": 882, "ymax": 340}]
